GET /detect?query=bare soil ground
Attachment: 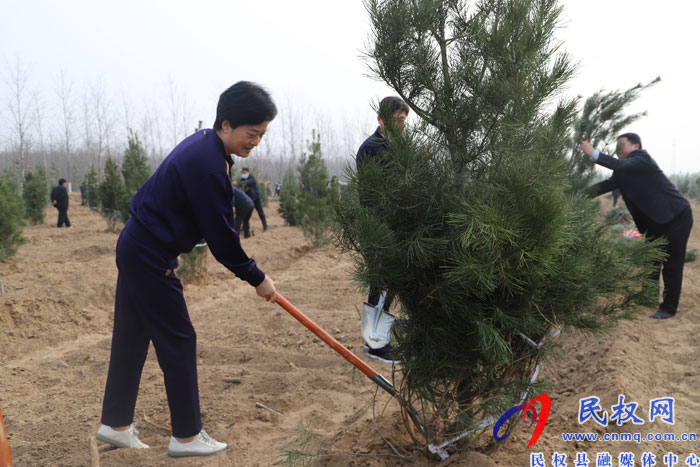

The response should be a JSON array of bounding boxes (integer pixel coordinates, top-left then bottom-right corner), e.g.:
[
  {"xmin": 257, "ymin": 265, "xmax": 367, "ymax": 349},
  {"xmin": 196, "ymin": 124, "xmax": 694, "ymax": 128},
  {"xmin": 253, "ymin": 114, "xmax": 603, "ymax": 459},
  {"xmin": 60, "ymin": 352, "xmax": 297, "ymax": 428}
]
[{"xmin": 1, "ymin": 195, "xmax": 699, "ymax": 466}]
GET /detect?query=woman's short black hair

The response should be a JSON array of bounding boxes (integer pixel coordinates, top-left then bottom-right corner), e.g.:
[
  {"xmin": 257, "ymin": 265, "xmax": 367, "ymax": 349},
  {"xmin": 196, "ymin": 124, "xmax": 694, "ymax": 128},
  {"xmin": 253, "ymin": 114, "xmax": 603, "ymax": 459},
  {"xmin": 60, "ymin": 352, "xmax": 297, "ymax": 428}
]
[{"xmin": 214, "ymin": 81, "xmax": 277, "ymax": 130}]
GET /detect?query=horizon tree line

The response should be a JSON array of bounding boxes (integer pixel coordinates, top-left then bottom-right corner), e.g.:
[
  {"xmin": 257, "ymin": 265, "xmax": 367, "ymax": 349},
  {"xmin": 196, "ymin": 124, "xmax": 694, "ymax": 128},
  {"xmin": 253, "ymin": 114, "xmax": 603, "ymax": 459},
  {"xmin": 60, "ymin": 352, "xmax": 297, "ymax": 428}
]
[{"xmin": 0, "ymin": 59, "xmax": 374, "ymax": 189}]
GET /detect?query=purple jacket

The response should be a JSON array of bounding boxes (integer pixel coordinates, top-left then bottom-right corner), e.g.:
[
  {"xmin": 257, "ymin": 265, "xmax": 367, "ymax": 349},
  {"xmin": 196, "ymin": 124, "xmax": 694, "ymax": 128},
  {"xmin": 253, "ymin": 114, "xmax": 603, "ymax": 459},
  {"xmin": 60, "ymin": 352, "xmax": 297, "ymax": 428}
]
[{"xmin": 127, "ymin": 129, "xmax": 265, "ymax": 286}]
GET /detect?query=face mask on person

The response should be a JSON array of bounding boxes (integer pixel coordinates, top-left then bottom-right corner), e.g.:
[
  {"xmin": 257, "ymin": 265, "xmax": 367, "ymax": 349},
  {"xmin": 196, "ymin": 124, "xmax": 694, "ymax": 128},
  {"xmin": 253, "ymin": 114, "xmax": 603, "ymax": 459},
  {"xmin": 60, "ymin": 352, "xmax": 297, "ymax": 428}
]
[{"xmin": 241, "ymin": 173, "xmax": 249, "ymax": 179}]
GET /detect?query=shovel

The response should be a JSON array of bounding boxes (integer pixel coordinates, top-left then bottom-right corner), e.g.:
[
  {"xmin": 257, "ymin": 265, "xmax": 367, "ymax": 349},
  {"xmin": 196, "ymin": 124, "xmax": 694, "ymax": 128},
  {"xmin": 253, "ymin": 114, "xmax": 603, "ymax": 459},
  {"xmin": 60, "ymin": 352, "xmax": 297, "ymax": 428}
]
[{"xmin": 274, "ymin": 292, "xmax": 426, "ymax": 438}]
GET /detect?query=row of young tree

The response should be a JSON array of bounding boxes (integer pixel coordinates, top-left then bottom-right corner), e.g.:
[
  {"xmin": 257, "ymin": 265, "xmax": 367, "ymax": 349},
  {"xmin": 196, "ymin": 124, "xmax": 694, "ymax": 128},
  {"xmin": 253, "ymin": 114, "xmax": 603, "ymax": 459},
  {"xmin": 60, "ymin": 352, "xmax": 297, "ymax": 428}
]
[
  {"xmin": 0, "ymin": 130, "xmax": 151, "ymax": 261},
  {"xmin": 0, "ymin": 58, "xmax": 198, "ymax": 185},
  {"xmin": 1, "ymin": 57, "xmax": 366, "ymax": 194},
  {"xmin": 670, "ymin": 173, "xmax": 700, "ymax": 202},
  {"xmin": 94, "ymin": 131, "xmax": 152, "ymax": 230},
  {"xmin": 278, "ymin": 130, "xmax": 341, "ymax": 245},
  {"xmin": 0, "ymin": 165, "xmax": 73, "ymax": 261}
]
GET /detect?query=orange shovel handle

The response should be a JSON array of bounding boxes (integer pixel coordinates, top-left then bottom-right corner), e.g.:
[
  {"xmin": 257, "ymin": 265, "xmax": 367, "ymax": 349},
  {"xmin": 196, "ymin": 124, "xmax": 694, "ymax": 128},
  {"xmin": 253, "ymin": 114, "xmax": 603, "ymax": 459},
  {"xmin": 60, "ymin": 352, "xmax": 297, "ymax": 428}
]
[{"xmin": 274, "ymin": 292, "xmax": 397, "ymax": 396}]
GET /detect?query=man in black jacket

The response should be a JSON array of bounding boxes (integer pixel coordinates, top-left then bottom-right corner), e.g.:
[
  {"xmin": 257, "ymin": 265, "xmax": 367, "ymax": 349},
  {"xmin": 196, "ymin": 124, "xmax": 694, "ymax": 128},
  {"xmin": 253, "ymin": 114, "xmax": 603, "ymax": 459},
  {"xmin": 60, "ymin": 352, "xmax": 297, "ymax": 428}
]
[
  {"xmin": 232, "ymin": 186, "xmax": 254, "ymax": 238},
  {"xmin": 579, "ymin": 133, "xmax": 693, "ymax": 319},
  {"xmin": 50, "ymin": 178, "xmax": 71, "ymax": 227},
  {"xmin": 240, "ymin": 168, "xmax": 267, "ymax": 232},
  {"xmin": 355, "ymin": 96, "xmax": 410, "ymax": 363}
]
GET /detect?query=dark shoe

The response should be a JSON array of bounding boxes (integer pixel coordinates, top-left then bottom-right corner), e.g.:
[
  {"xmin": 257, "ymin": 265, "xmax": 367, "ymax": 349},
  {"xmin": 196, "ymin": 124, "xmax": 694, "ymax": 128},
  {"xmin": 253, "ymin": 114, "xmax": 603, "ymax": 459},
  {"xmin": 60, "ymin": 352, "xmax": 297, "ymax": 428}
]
[
  {"xmin": 651, "ymin": 309, "xmax": 675, "ymax": 319},
  {"xmin": 367, "ymin": 344, "xmax": 400, "ymax": 364}
]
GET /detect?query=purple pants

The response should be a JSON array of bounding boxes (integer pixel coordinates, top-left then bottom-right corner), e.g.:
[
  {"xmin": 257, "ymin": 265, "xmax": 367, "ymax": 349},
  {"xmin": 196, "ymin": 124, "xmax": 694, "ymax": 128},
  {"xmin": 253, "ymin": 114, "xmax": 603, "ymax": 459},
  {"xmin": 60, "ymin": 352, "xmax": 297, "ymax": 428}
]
[{"xmin": 100, "ymin": 226, "xmax": 201, "ymax": 438}]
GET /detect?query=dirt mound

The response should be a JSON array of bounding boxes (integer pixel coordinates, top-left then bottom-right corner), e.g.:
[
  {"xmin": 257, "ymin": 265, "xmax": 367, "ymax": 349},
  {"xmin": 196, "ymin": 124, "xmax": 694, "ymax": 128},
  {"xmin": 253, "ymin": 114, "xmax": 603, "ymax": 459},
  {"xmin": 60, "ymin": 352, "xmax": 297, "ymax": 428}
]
[{"xmin": 1, "ymin": 195, "xmax": 699, "ymax": 466}]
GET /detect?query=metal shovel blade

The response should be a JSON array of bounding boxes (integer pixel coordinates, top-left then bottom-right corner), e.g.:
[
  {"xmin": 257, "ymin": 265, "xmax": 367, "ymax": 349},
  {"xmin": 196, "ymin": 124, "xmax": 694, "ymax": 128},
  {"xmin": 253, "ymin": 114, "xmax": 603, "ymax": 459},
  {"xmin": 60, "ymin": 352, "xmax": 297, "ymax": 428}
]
[{"xmin": 274, "ymin": 292, "xmax": 427, "ymax": 438}]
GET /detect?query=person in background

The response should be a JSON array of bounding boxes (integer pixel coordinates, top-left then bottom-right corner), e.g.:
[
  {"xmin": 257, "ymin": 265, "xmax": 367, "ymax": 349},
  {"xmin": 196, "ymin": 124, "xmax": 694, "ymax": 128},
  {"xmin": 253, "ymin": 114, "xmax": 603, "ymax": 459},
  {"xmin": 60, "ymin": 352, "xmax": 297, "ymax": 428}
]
[
  {"xmin": 612, "ymin": 188, "xmax": 622, "ymax": 207},
  {"xmin": 80, "ymin": 181, "xmax": 87, "ymax": 206},
  {"xmin": 50, "ymin": 178, "xmax": 71, "ymax": 227},
  {"xmin": 355, "ymin": 96, "xmax": 410, "ymax": 363},
  {"xmin": 579, "ymin": 133, "xmax": 692, "ymax": 320},
  {"xmin": 240, "ymin": 168, "xmax": 267, "ymax": 232},
  {"xmin": 232, "ymin": 186, "xmax": 254, "ymax": 238}
]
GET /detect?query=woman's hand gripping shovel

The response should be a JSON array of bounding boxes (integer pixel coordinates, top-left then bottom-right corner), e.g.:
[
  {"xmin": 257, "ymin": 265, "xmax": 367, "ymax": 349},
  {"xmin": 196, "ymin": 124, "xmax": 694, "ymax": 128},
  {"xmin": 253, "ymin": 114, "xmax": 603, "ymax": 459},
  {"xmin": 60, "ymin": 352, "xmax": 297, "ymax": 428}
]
[{"xmin": 274, "ymin": 292, "xmax": 426, "ymax": 439}]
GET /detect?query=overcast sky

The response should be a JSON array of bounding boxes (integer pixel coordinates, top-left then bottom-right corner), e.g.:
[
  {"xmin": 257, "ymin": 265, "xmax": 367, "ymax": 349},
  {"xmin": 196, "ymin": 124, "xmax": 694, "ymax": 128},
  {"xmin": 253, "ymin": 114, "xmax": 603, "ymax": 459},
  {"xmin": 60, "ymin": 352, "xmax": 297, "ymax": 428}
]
[{"xmin": 2, "ymin": 0, "xmax": 698, "ymax": 174}]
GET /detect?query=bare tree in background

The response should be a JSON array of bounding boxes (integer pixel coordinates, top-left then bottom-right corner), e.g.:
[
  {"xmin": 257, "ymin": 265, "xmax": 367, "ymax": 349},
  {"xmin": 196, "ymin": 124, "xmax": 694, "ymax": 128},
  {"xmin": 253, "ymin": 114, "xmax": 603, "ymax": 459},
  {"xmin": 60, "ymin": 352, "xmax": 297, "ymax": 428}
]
[
  {"xmin": 313, "ymin": 109, "xmax": 347, "ymax": 179},
  {"xmin": 3, "ymin": 56, "xmax": 37, "ymax": 184},
  {"xmin": 167, "ymin": 78, "xmax": 179, "ymax": 148},
  {"xmin": 120, "ymin": 85, "xmax": 133, "ymax": 144},
  {"xmin": 167, "ymin": 77, "xmax": 191, "ymax": 148},
  {"xmin": 32, "ymin": 90, "xmax": 52, "ymax": 178},
  {"xmin": 91, "ymin": 79, "xmax": 112, "ymax": 178},
  {"xmin": 56, "ymin": 69, "xmax": 75, "ymax": 184},
  {"xmin": 141, "ymin": 100, "xmax": 165, "ymax": 164},
  {"xmin": 139, "ymin": 101, "xmax": 155, "ymax": 162},
  {"xmin": 280, "ymin": 96, "xmax": 311, "ymax": 162},
  {"xmin": 259, "ymin": 127, "xmax": 291, "ymax": 183},
  {"xmin": 81, "ymin": 89, "xmax": 94, "ymax": 172}
]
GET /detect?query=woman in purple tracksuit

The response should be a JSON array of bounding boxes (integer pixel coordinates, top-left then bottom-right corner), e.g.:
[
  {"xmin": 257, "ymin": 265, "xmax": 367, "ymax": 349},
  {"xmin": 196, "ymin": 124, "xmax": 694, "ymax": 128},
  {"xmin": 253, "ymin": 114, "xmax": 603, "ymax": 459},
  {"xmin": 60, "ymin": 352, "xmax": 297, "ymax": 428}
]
[{"xmin": 97, "ymin": 82, "xmax": 277, "ymax": 458}]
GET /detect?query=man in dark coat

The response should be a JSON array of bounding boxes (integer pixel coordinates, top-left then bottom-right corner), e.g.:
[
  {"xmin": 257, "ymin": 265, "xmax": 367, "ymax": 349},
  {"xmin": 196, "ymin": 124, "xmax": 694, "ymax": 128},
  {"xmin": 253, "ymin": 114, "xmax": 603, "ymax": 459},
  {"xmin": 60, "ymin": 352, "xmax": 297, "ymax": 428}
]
[
  {"xmin": 355, "ymin": 96, "xmax": 410, "ymax": 363},
  {"xmin": 50, "ymin": 178, "xmax": 71, "ymax": 227},
  {"xmin": 579, "ymin": 133, "xmax": 693, "ymax": 319},
  {"xmin": 80, "ymin": 182, "xmax": 87, "ymax": 206},
  {"xmin": 239, "ymin": 168, "xmax": 267, "ymax": 231},
  {"xmin": 232, "ymin": 186, "xmax": 254, "ymax": 238}
]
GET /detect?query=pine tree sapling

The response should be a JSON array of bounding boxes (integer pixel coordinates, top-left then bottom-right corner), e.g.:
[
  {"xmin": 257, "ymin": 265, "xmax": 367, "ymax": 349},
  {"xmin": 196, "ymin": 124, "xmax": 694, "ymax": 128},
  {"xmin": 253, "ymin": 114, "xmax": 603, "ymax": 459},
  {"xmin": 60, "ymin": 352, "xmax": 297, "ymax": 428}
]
[
  {"xmin": 98, "ymin": 156, "xmax": 127, "ymax": 230},
  {"xmin": 334, "ymin": 0, "xmax": 664, "ymax": 451},
  {"xmin": 279, "ymin": 130, "xmax": 336, "ymax": 244},
  {"xmin": 0, "ymin": 172, "xmax": 26, "ymax": 260},
  {"xmin": 23, "ymin": 167, "xmax": 49, "ymax": 224},
  {"xmin": 119, "ymin": 129, "xmax": 152, "ymax": 223},
  {"xmin": 279, "ymin": 168, "xmax": 301, "ymax": 226},
  {"xmin": 121, "ymin": 130, "xmax": 152, "ymax": 201},
  {"xmin": 296, "ymin": 130, "xmax": 334, "ymax": 244},
  {"xmin": 178, "ymin": 244, "xmax": 209, "ymax": 282},
  {"xmin": 260, "ymin": 180, "xmax": 270, "ymax": 207},
  {"xmin": 84, "ymin": 166, "xmax": 99, "ymax": 209}
]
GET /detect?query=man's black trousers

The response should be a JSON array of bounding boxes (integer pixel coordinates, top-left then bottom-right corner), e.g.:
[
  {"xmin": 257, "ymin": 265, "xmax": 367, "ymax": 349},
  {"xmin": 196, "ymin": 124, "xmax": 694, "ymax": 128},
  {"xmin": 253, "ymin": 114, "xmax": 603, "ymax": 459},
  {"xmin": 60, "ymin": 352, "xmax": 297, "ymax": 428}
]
[
  {"xmin": 236, "ymin": 202, "xmax": 254, "ymax": 238},
  {"xmin": 57, "ymin": 208, "xmax": 71, "ymax": 227},
  {"xmin": 253, "ymin": 198, "xmax": 267, "ymax": 231},
  {"xmin": 646, "ymin": 206, "xmax": 693, "ymax": 315}
]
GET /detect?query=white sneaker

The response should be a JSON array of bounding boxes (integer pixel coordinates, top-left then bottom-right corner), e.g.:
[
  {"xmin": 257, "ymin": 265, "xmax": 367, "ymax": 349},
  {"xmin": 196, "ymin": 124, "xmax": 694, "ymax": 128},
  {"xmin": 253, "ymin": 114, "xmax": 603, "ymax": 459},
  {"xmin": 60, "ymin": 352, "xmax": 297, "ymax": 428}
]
[
  {"xmin": 96, "ymin": 424, "xmax": 149, "ymax": 448},
  {"xmin": 168, "ymin": 430, "xmax": 227, "ymax": 457}
]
